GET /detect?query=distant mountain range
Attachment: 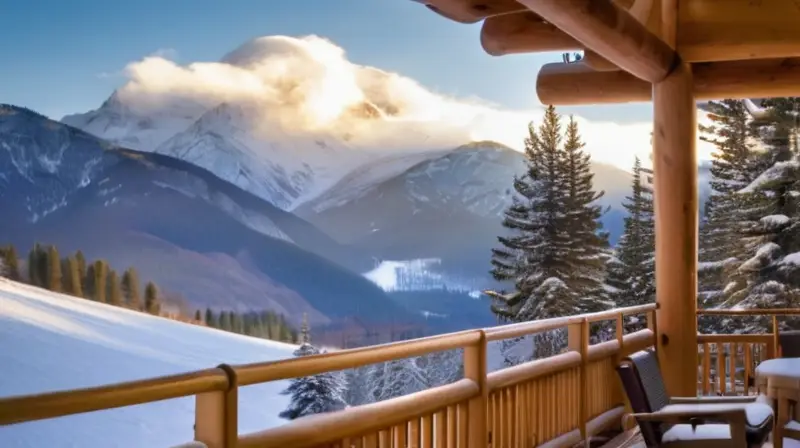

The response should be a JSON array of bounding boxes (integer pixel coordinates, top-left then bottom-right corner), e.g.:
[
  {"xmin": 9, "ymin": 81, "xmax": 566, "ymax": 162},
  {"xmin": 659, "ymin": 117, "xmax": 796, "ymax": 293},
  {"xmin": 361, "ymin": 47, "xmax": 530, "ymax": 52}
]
[
  {"xmin": 1, "ymin": 89, "xmax": 714, "ymax": 334},
  {"xmin": 0, "ymin": 105, "xmax": 401, "ymax": 327}
]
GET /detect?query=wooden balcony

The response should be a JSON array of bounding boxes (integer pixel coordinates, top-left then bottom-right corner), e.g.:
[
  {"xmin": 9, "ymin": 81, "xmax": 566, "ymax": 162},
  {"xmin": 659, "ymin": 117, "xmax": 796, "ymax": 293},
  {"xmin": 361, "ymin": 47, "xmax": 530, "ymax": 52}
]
[{"xmin": 3, "ymin": 305, "xmax": 795, "ymax": 448}]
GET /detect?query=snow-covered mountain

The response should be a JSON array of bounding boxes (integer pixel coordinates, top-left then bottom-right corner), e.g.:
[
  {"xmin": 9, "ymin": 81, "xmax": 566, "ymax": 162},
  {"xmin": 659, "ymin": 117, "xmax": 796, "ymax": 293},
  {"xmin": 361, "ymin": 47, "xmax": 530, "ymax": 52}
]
[
  {"xmin": 0, "ymin": 278, "xmax": 296, "ymax": 448},
  {"xmin": 62, "ymin": 94, "xmax": 367, "ymax": 209},
  {"xmin": 2, "ymin": 105, "xmax": 409, "ymax": 323},
  {"xmin": 297, "ymin": 141, "xmax": 632, "ymax": 289}
]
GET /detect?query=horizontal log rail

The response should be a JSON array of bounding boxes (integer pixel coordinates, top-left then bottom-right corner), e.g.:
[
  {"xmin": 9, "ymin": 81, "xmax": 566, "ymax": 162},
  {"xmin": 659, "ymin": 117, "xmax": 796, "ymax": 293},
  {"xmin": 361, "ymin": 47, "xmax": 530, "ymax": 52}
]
[
  {"xmin": 9, "ymin": 304, "xmax": 796, "ymax": 448},
  {"xmin": 536, "ymin": 57, "xmax": 800, "ymax": 105}
]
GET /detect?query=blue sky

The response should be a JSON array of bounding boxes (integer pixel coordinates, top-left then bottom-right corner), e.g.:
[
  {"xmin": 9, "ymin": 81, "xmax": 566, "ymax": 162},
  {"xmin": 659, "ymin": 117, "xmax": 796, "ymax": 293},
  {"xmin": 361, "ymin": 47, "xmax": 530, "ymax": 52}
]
[{"xmin": 0, "ymin": 0, "xmax": 650, "ymax": 122}]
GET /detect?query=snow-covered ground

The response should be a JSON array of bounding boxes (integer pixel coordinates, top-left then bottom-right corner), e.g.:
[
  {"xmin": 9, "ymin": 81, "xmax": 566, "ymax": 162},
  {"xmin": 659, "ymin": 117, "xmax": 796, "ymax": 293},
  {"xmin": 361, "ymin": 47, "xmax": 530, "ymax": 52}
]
[
  {"xmin": 0, "ymin": 278, "xmax": 296, "ymax": 448},
  {"xmin": 363, "ymin": 258, "xmax": 485, "ymax": 293}
]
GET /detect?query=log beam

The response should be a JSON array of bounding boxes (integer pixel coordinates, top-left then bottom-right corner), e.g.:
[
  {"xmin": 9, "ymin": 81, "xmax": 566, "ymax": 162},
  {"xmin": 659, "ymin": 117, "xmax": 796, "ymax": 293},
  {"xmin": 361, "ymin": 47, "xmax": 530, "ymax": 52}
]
[
  {"xmin": 480, "ymin": 11, "xmax": 578, "ymax": 55},
  {"xmin": 653, "ymin": 61, "xmax": 698, "ymax": 398},
  {"xmin": 415, "ymin": 0, "xmax": 524, "ymax": 24},
  {"xmin": 678, "ymin": 0, "xmax": 800, "ymax": 63},
  {"xmin": 536, "ymin": 58, "xmax": 800, "ymax": 105},
  {"xmin": 514, "ymin": 0, "xmax": 677, "ymax": 82},
  {"xmin": 472, "ymin": 1, "xmax": 800, "ymax": 62},
  {"xmin": 582, "ymin": 50, "xmax": 618, "ymax": 72}
]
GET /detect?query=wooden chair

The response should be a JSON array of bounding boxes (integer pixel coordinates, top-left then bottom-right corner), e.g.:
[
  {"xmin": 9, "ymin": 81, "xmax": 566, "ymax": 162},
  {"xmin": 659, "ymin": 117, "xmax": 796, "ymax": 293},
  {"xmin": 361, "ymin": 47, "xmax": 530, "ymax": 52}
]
[
  {"xmin": 779, "ymin": 330, "xmax": 800, "ymax": 358},
  {"xmin": 616, "ymin": 349, "xmax": 774, "ymax": 447}
]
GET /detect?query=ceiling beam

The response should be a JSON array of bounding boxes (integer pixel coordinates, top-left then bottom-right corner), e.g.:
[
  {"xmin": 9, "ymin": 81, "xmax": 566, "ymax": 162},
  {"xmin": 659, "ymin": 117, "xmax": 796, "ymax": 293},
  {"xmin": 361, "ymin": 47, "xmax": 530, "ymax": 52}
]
[
  {"xmin": 480, "ymin": 11, "xmax": 578, "ymax": 55},
  {"xmin": 477, "ymin": 0, "xmax": 800, "ymax": 62},
  {"xmin": 678, "ymin": 0, "xmax": 800, "ymax": 62},
  {"xmin": 415, "ymin": 0, "xmax": 525, "ymax": 24},
  {"xmin": 515, "ymin": 0, "xmax": 677, "ymax": 82},
  {"xmin": 536, "ymin": 58, "xmax": 800, "ymax": 105}
]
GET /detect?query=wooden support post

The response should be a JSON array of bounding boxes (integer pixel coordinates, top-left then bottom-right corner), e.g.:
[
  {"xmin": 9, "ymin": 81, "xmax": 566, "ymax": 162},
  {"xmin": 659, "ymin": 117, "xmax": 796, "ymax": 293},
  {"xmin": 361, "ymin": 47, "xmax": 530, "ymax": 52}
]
[
  {"xmin": 464, "ymin": 331, "xmax": 487, "ymax": 448},
  {"xmin": 195, "ymin": 365, "xmax": 238, "ymax": 448},
  {"xmin": 568, "ymin": 319, "xmax": 589, "ymax": 445},
  {"xmin": 653, "ymin": 60, "xmax": 699, "ymax": 398}
]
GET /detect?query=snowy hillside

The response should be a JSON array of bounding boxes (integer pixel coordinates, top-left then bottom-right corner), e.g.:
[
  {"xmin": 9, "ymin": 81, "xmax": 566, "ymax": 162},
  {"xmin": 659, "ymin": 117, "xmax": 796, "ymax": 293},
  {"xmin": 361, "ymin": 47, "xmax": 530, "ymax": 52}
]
[{"xmin": 0, "ymin": 278, "xmax": 296, "ymax": 448}]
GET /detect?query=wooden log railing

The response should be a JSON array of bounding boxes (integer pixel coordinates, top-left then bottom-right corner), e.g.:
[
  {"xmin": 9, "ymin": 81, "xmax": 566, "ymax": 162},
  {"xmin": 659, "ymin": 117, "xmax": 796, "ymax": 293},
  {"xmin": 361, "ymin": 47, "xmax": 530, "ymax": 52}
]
[
  {"xmin": 696, "ymin": 309, "xmax": 800, "ymax": 397},
  {"xmin": 0, "ymin": 304, "xmax": 658, "ymax": 448}
]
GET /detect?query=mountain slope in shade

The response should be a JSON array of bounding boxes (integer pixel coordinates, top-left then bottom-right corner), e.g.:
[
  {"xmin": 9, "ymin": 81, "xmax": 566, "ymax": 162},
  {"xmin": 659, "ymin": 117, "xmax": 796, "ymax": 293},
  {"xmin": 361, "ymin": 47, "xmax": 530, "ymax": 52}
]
[
  {"xmin": 62, "ymin": 93, "xmax": 374, "ymax": 211},
  {"xmin": 0, "ymin": 278, "xmax": 295, "ymax": 448},
  {"xmin": 297, "ymin": 141, "xmax": 632, "ymax": 287},
  {"xmin": 0, "ymin": 104, "xmax": 403, "ymax": 323}
]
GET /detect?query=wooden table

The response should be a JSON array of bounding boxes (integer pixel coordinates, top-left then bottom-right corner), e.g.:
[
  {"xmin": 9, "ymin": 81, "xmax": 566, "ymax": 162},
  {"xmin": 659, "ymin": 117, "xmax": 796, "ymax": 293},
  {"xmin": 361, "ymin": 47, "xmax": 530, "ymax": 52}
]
[{"xmin": 756, "ymin": 358, "xmax": 800, "ymax": 448}]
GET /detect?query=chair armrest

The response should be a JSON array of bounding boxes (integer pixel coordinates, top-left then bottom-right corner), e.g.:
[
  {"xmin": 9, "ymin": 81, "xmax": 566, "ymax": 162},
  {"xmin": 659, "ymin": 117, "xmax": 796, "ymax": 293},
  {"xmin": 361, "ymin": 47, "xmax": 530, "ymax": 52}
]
[
  {"xmin": 670, "ymin": 396, "xmax": 757, "ymax": 404},
  {"xmin": 633, "ymin": 408, "xmax": 747, "ymax": 425}
]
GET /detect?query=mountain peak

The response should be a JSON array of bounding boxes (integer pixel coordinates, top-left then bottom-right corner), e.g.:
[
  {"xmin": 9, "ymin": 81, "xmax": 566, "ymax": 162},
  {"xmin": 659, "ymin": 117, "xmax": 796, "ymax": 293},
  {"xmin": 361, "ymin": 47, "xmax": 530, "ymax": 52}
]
[{"xmin": 456, "ymin": 140, "xmax": 516, "ymax": 153}]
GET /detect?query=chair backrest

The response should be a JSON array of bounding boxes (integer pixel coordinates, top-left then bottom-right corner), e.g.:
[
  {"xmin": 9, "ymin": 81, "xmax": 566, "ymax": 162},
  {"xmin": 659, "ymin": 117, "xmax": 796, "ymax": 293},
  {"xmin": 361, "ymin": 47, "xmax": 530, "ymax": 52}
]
[
  {"xmin": 779, "ymin": 330, "xmax": 800, "ymax": 358},
  {"xmin": 616, "ymin": 350, "xmax": 670, "ymax": 447}
]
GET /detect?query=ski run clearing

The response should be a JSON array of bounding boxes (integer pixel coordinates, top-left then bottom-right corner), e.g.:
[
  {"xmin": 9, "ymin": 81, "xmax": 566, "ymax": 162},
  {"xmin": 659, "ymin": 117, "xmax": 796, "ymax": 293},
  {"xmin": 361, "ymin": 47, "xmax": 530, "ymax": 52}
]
[{"xmin": 0, "ymin": 278, "xmax": 296, "ymax": 448}]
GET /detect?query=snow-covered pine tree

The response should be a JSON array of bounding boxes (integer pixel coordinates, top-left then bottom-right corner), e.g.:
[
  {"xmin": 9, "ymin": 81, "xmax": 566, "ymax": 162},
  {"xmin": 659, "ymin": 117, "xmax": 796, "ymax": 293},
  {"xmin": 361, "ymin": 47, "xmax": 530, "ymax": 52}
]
[
  {"xmin": 421, "ymin": 349, "xmax": 463, "ymax": 387},
  {"xmin": 378, "ymin": 357, "xmax": 429, "ymax": 401},
  {"xmin": 560, "ymin": 116, "xmax": 613, "ymax": 338},
  {"xmin": 606, "ymin": 157, "xmax": 656, "ymax": 332},
  {"xmin": 343, "ymin": 365, "xmax": 372, "ymax": 406},
  {"xmin": 724, "ymin": 98, "xmax": 800, "ymax": 332},
  {"xmin": 696, "ymin": 100, "xmax": 764, "ymax": 332},
  {"xmin": 279, "ymin": 315, "xmax": 347, "ymax": 420},
  {"xmin": 488, "ymin": 106, "xmax": 606, "ymax": 362}
]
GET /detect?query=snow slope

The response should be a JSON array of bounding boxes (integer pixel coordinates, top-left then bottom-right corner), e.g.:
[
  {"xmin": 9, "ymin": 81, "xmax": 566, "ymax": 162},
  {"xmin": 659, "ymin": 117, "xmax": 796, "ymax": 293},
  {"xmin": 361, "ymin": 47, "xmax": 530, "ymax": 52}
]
[{"xmin": 0, "ymin": 278, "xmax": 296, "ymax": 448}]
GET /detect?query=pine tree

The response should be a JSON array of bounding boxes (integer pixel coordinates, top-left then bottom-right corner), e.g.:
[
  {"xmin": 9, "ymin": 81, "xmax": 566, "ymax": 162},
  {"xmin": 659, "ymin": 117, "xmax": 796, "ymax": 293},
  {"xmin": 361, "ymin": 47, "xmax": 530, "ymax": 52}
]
[
  {"xmin": 64, "ymin": 256, "xmax": 83, "ymax": 297},
  {"xmin": 606, "ymin": 157, "xmax": 656, "ymax": 332},
  {"xmin": 205, "ymin": 308, "xmax": 217, "ymax": 328},
  {"xmin": 487, "ymin": 106, "xmax": 600, "ymax": 362},
  {"xmin": 219, "ymin": 311, "xmax": 231, "ymax": 331},
  {"xmin": 121, "ymin": 267, "xmax": 141, "ymax": 310},
  {"xmin": 378, "ymin": 357, "xmax": 428, "ymax": 400},
  {"xmin": 36, "ymin": 245, "xmax": 48, "ymax": 288},
  {"xmin": 279, "ymin": 315, "xmax": 347, "ymax": 419},
  {"xmin": 195, "ymin": 310, "xmax": 202, "ymax": 322},
  {"xmin": 107, "ymin": 270, "xmax": 123, "ymax": 306},
  {"xmin": 726, "ymin": 98, "xmax": 800, "ymax": 332},
  {"xmin": 697, "ymin": 99, "xmax": 763, "ymax": 327},
  {"xmin": 47, "ymin": 246, "xmax": 63, "ymax": 292},
  {"xmin": 561, "ymin": 117, "xmax": 611, "ymax": 305},
  {"xmin": 75, "ymin": 251, "xmax": 87, "ymax": 296},
  {"xmin": 144, "ymin": 282, "xmax": 160, "ymax": 315},
  {"xmin": 1, "ymin": 245, "xmax": 21, "ymax": 281},
  {"xmin": 28, "ymin": 243, "xmax": 44, "ymax": 286},
  {"xmin": 84, "ymin": 263, "xmax": 96, "ymax": 298},
  {"xmin": 93, "ymin": 260, "xmax": 108, "ymax": 302}
]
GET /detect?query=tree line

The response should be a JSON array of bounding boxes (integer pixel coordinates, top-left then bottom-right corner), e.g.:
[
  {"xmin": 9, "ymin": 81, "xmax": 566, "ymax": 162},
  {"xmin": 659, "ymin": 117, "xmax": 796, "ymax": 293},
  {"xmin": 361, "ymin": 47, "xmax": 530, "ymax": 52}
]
[
  {"xmin": 0, "ymin": 243, "xmax": 161, "ymax": 315},
  {"xmin": 197, "ymin": 308, "xmax": 298, "ymax": 343},
  {"xmin": 487, "ymin": 96, "xmax": 800, "ymax": 364}
]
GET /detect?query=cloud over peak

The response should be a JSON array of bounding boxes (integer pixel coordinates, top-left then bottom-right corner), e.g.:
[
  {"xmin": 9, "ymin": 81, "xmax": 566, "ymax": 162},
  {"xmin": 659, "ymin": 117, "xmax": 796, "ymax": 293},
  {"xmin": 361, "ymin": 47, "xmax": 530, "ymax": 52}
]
[{"xmin": 110, "ymin": 34, "xmax": 712, "ymax": 168}]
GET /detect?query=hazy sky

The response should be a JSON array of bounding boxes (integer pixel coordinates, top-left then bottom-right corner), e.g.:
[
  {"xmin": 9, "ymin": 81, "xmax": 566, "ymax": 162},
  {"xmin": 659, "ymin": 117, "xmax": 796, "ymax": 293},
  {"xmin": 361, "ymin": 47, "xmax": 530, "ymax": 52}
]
[{"xmin": 0, "ymin": 0, "xmax": 652, "ymax": 123}]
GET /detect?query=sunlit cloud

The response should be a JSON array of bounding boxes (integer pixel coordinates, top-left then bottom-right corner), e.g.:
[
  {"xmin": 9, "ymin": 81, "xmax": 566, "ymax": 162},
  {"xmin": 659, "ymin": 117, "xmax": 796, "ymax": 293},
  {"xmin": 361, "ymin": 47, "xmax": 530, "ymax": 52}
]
[{"xmin": 112, "ymin": 35, "xmax": 715, "ymax": 171}]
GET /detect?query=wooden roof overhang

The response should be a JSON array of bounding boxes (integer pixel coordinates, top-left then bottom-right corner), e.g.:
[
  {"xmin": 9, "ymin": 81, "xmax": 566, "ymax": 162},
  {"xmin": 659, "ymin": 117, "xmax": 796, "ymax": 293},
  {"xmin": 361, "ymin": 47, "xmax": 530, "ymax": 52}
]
[{"xmin": 412, "ymin": 0, "xmax": 800, "ymax": 105}]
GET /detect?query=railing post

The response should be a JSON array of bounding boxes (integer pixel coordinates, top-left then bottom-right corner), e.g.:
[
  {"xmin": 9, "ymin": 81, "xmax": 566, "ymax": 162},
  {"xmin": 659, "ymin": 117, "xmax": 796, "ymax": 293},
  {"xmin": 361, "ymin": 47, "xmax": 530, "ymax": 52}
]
[
  {"xmin": 464, "ymin": 331, "xmax": 487, "ymax": 448},
  {"xmin": 195, "ymin": 364, "xmax": 238, "ymax": 448},
  {"xmin": 772, "ymin": 315, "xmax": 780, "ymax": 358},
  {"xmin": 568, "ymin": 319, "xmax": 589, "ymax": 446}
]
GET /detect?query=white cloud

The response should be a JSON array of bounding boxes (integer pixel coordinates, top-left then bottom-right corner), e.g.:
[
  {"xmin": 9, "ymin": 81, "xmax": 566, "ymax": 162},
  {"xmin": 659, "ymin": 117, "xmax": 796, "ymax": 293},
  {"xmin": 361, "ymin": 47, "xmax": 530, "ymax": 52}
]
[{"xmin": 112, "ymin": 35, "xmax": 715, "ymax": 170}]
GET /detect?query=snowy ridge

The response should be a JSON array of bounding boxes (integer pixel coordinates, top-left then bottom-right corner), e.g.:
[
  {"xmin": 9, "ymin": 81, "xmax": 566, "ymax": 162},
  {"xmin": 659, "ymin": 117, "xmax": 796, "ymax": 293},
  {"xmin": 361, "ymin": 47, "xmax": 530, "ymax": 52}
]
[{"xmin": 0, "ymin": 278, "xmax": 296, "ymax": 448}]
